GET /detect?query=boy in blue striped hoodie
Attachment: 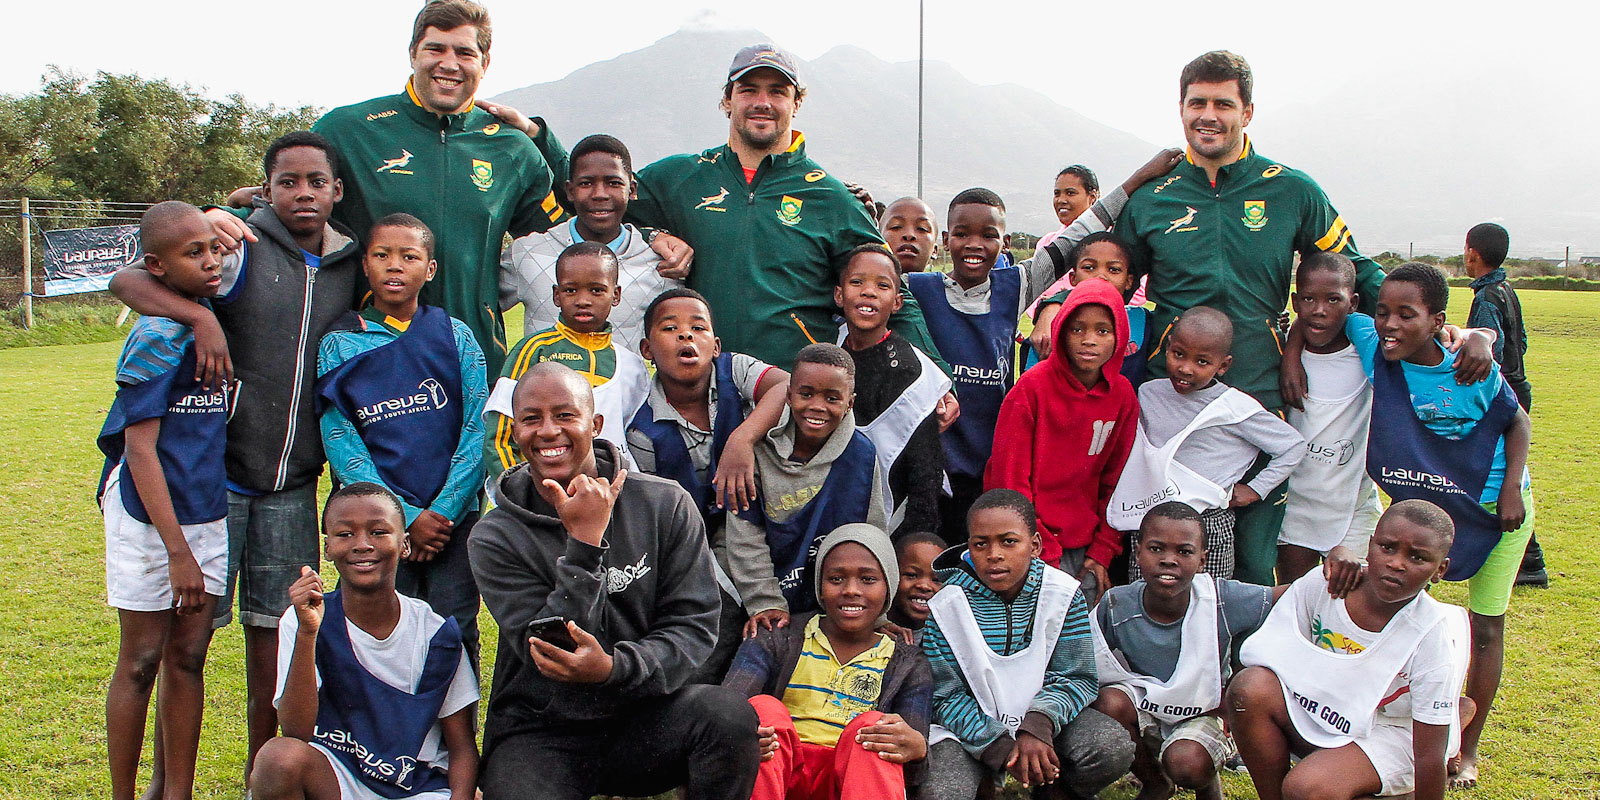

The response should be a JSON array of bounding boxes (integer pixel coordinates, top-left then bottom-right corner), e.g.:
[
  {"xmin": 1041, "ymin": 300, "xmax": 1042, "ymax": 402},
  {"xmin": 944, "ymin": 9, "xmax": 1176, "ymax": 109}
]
[{"xmin": 919, "ymin": 489, "xmax": 1133, "ymax": 799}]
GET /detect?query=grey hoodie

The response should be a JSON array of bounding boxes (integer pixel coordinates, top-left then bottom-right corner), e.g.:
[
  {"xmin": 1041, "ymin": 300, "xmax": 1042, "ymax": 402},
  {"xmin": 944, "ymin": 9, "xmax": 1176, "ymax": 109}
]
[
  {"xmin": 468, "ymin": 440, "xmax": 720, "ymax": 755},
  {"xmin": 720, "ymin": 407, "xmax": 889, "ymax": 616}
]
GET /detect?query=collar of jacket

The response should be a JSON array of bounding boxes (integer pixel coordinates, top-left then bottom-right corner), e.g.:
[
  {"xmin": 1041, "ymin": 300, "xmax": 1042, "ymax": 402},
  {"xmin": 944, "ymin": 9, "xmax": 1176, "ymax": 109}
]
[{"xmin": 401, "ymin": 78, "xmax": 480, "ymax": 133}]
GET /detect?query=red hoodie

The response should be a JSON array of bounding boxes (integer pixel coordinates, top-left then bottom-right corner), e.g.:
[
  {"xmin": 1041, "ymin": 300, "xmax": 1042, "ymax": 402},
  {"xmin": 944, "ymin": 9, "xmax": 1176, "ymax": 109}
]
[{"xmin": 984, "ymin": 279, "xmax": 1138, "ymax": 566}]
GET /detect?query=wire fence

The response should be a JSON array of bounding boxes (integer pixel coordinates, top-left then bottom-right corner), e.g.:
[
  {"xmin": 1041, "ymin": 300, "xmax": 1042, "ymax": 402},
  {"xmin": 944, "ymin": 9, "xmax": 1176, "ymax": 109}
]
[{"xmin": 0, "ymin": 198, "xmax": 155, "ymax": 311}]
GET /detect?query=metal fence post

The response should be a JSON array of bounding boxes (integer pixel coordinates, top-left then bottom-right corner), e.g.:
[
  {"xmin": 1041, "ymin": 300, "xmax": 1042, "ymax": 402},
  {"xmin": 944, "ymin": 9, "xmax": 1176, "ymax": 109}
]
[{"xmin": 21, "ymin": 197, "xmax": 32, "ymax": 329}]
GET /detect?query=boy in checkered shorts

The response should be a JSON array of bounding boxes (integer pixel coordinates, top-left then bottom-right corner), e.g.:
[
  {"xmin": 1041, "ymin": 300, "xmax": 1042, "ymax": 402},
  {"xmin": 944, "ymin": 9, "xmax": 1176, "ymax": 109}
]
[{"xmin": 1110, "ymin": 307, "xmax": 1303, "ymax": 582}]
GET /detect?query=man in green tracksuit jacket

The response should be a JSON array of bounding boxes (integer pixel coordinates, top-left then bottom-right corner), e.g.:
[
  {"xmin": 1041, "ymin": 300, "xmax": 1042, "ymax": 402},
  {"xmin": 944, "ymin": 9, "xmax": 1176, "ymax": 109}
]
[
  {"xmin": 311, "ymin": 80, "xmax": 569, "ymax": 376},
  {"xmin": 209, "ymin": 2, "xmax": 571, "ymax": 377},
  {"xmin": 628, "ymin": 43, "xmax": 950, "ymax": 378},
  {"xmin": 1114, "ymin": 51, "xmax": 1384, "ymax": 585}
]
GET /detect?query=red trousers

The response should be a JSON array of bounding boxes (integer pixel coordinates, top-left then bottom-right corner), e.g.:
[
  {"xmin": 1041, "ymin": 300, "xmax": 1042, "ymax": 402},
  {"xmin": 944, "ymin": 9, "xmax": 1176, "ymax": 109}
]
[{"xmin": 749, "ymin": 694, "xmax": 907, "ymax": 800}]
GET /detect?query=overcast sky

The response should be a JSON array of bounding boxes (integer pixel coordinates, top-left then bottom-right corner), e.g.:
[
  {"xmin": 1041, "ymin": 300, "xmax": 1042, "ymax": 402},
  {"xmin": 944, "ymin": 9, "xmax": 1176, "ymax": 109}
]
[
  {"xmin": 12, "ymin": 1, "xmax": 1592, "ymax": 252},
  {"xmin": 12, "ymin": 1, "xmax": 1585, "ymax": 144}
]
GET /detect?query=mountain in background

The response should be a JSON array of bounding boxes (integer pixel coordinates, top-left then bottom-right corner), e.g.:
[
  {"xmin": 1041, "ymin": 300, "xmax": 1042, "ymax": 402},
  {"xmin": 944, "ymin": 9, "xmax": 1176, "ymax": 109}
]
[
  {"xmin": 491, "ymin": 27, "xmax": 1158, "ymax": 239},
  {"xmin": 494, "ymin": 28, "xmax": 1597, "ymax": 255}
]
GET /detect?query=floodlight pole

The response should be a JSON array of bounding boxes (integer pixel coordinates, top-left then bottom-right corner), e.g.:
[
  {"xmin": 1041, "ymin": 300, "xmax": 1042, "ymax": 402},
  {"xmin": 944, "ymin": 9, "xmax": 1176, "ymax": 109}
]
[{"xmin": 917, "ymin": 0, "xmax": 924, "ymax": 198}]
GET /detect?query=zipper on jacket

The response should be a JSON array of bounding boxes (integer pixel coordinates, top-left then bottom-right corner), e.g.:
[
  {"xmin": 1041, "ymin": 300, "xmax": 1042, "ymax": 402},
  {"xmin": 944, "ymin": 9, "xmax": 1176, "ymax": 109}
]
[{"xmin": 274, "ymin": 263, "xmax": 319, "ymax": 489}]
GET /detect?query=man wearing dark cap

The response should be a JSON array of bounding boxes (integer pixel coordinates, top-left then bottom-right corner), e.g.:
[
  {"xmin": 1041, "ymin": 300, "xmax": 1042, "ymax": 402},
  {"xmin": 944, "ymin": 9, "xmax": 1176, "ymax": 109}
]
[{"xmin": 628, "ymin": 44, "xmax": 951, "ymax": 378}]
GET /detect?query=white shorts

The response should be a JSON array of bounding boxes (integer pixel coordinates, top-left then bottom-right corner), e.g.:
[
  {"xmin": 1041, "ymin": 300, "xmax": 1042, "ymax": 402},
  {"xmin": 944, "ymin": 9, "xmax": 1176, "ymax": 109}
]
[
  {"xmin": 313, "ymin": 743, "xmax": 451, "ymax": 800},
  {"xmin": 103, "ymin": 470, "xmax": 227, "ymax": 612},
  {"xmin": 1352, "ymin": 721, "xmax": 1422, "ymax": 797}
]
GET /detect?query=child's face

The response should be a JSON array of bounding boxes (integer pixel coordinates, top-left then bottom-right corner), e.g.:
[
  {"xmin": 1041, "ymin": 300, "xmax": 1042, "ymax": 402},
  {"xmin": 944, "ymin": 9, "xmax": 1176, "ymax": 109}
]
[
  {"xmin": 566, "ymin": 151, "xmax": 632, "ymax": 240},
  {"xmin": 144, "ymin": 211, "xmax": 224, "ymax": 300},
  {"xmin": 553, "ymin": 254, "xmax": 621, "ymax": 334},
  {"xmin": 1293, "ymin": 268, "xmax": 1357, "ymax": 351},
  {"xmin": 640, "ymin": 296, "xmax": 720, "ymax": 386},
  {"xmin": 1164, "ymin": 325, "xmax": 1231, "ymax": 394},
  {"xmin": 881, "ymin": 199, "xmax": 938, "ymax": 273},
  {"xmin": 265, "ymin": 145, "xmax": 341, "ymax": 242},
  {"xmin": 967, "ymin": 506, "xmax": 1040, "ymax": 601},
  {"xmin": 364, "ymin": 225, "xmax": 436, "ymax": 310},
  {"xmin": 1070, "ymin": 240, "xmax": 1134, "ymax": 297},
  {"xmin": 1135, "ymin": 516, "xmax": 1206, "ymax": 602},
  {"xmin": 818, "ymin": 542, "xmax": 889, "ymax": 635},
  {"xmin": 1375, "ymin": 280, "xmax": 1444, "ymax": 363},
  {"xmin": 1053, "ymin": 173, "xmax": 1096, "ymax": 226},
  {"xmin": 834, "ymin": 253, "xmax": 903, "ymax": 336},
  {"xmin": 323, "ymin": 494, "xmax": 403, "ymax": 592},
  {"xmin": 1364, "ymin": 514, "xmax": 1450, "ymax": 605},
  {"xmin": 894, "ymin": 540, "xmax": 943, "ymax": 627},
  {"xmin": 787, "ymin": 361, "xmax": 854, "ymax": 451},
  {"xmin": 1062, "ymin": 303, "xmax": 1117, "ymax": 379},
  {"xmin": 943, "ymin": 203, "xmax": 1007, "ymax": 289}
]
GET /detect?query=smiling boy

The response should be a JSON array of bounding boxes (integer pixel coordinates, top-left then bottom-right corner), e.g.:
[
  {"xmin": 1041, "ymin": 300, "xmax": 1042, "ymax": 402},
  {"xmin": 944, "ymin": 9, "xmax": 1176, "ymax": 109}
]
[
  {"xmin": 484, "ymin": 242, "xmax": 651, "ymax": 478},
  {"xmin": 904, "ymin": 190, "xmax": 1032, "ymax": 541},
  {"xmin": 837, "ymin": 246, "xmax": 950, "ymax": 537},
  {"xmin": 1109, "ymin": 306, "xmax": 1304, "ymax": 581},
  {"xmin": 249, "ymin": 483, "xmax": 480, "ymax": 800},
  {"xmin": 314, "ymin": 213, "xmax": 488, "ymax": 665},
  {"xmin": 723, "ymin": 523, "xmax": 933, "ymax": 798},
  {"xmin": 501, "ymin": 134, "xmax": 684, "ymax": 353},
  {"xmin": 723, "ymin": 344, "xmax": 889, "ymax": 637}
]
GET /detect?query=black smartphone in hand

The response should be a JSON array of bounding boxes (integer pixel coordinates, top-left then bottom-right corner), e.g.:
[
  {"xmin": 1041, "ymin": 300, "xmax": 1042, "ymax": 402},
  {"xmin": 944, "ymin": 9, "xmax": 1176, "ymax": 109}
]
[{"xmin": 527, "ymin": 616, "xmax": 579, "ymax": 652}]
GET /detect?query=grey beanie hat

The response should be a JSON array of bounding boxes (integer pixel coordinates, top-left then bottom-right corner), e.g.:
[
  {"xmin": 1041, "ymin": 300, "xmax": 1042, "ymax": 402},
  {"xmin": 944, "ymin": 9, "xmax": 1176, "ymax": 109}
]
[{"xmin": 814, "ymin": 523, "xmax": 899, "ymax": 608}]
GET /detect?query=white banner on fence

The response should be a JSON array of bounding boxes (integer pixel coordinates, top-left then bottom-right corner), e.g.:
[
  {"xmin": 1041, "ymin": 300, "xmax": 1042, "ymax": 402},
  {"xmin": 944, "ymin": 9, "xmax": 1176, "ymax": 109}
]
[{"xmin": 40, "ymin": 224, "xmax": 141, "ymax": 296}]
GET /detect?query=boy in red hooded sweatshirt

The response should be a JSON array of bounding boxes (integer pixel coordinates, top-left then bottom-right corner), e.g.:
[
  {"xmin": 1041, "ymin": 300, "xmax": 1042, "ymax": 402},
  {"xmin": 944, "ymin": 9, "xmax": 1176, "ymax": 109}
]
[{"xmin": 985, "ymin": 279, "xmax": 1137, "ymax": 603}]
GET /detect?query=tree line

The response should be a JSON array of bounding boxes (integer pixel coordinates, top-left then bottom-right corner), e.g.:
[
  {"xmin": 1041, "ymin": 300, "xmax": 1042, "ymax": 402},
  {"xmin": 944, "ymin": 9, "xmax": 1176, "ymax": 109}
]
[{"xmin": 0, "ymin": 68, "xmax": 320, "ymax": 281}]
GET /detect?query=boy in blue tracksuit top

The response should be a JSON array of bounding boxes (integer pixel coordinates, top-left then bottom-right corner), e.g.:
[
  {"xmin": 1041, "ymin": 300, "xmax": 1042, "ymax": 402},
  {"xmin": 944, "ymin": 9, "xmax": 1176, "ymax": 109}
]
[
  {"xmin": 315, "ymin": 214, "xmax": 488, "ymax": 666},
  {"xmin": 905, "ymin": 189, "xmax": 1025, "ymax": 545},
  {"xmin": 98, "ymin": 202, "xmax": 231, "ymax": 800}
]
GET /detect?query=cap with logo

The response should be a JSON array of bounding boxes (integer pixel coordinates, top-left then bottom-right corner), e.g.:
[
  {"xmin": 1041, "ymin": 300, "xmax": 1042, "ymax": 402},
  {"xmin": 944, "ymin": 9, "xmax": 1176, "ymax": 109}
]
[{"xmin": 727, "ymin": 43, "xmax": 803, "ymax": 89}]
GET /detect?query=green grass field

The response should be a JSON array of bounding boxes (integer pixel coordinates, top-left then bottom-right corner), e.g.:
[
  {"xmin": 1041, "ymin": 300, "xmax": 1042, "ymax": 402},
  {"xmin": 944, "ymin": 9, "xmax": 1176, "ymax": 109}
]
[{"xmin": 3, "ymin": 289, "xmax": 1598, "ymax": 798}]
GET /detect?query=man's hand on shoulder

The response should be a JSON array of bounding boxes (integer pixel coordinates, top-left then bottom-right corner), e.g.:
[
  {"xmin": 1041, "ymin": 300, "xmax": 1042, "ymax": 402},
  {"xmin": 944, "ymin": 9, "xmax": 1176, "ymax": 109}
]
[
  {"xmin": 651, "ymin": 233, "xmax": 694, "ymax": 279},
  {"xmin": 529, "ymin": 620, "xmax": 613, "ymax": 683},
  {"xmin": 537, "ymin": 470, "xmax": 628, "ymax": 547},
  {"xmin": 475, "ymin": 100, "xmax": 541, "ymax": 139}
]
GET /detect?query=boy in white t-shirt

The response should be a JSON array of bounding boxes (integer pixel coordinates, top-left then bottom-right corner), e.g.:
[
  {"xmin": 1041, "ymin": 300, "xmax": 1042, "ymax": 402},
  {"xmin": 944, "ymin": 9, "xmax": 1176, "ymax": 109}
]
[
  {"xmin": 1275, "ymin": 253, "xmax": 1382, "ymax": 581},
  {"xmin": 1228, "ymin": 500, "xmax": 1474, "ymax": 800},
  {"xmin": 250, "ymin": 483, "xmax": 480, "ymax": 800}
]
